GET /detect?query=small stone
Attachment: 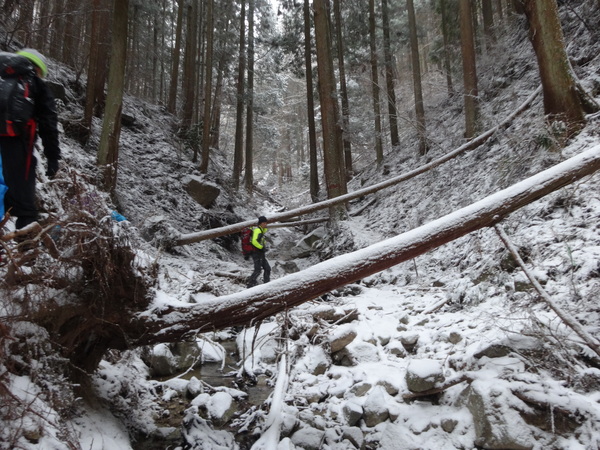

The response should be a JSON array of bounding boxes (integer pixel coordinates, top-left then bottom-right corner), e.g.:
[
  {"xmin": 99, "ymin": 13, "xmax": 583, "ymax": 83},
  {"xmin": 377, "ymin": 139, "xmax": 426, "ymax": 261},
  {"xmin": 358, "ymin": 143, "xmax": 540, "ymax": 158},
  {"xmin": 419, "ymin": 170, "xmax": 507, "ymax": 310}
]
[{"xmin": 441, "ymin": 418, "xmax": 458, "ymax": 433}]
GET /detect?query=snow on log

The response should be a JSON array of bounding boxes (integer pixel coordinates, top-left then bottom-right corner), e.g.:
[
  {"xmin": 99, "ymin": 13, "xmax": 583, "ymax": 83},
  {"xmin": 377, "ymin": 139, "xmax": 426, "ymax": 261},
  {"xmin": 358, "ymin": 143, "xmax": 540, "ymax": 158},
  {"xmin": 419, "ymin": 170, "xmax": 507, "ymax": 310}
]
[
  {"xmin": 135, "ymin": 145, "xmax": 600, "ymax": 344},
  {"xmin": 174, "ymin": 87, "xmax": 541, "ymax": 247}
]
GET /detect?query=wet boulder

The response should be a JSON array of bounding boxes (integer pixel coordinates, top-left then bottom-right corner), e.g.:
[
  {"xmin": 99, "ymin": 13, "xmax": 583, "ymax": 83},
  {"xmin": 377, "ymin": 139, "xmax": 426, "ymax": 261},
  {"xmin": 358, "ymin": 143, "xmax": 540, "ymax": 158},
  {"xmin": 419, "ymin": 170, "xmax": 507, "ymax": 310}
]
[{"xmin": 148, "ymin": 342, "xmax": 202, "ymax": 377}]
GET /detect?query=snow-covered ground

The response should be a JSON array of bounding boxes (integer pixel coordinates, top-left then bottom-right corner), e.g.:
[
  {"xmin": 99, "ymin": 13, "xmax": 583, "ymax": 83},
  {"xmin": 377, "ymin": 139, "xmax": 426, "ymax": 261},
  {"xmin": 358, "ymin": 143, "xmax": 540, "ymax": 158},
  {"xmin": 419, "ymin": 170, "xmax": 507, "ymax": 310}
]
[{"xmin": 2, "ymin": 2, "xmax": 600, "ymax": 449}]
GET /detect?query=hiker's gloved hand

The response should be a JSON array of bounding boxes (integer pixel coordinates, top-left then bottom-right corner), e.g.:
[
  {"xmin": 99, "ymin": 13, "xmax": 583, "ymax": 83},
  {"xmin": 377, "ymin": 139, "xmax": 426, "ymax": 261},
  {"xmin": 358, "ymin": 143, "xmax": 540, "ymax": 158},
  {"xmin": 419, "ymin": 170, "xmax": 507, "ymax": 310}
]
[{"xmin": 46, "ymin": 159, "xmax": 59, "ymax": 179}]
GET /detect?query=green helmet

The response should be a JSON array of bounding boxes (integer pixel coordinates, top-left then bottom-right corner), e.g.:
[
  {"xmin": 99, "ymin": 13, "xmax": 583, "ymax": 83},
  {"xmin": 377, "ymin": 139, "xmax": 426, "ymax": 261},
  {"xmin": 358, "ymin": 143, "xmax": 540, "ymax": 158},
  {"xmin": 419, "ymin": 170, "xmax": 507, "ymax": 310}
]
[{"xmin": 16, "ymin": 48, "xmax": 48, "ymax": 78}]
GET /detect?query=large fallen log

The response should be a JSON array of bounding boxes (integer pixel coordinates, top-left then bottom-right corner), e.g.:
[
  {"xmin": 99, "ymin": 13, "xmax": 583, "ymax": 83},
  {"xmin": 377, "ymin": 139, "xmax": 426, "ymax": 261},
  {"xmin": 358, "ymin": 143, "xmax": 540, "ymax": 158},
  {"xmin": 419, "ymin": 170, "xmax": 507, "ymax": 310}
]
[
  {"xmin": 132, "ymin": 144, "xmax": 600, "ymax": 345},
  {"xmin": 174, "ymin": 87, "xmax": 541, "ymax": 246}
]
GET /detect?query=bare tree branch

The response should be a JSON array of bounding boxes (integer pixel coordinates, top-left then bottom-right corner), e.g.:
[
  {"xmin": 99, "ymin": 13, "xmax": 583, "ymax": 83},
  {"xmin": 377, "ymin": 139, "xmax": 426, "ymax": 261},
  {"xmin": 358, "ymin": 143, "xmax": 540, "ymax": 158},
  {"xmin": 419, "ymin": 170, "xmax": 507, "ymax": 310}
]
[{"xmin": 495, "ymin": 225, "xmax": 600, "ymax": 358}]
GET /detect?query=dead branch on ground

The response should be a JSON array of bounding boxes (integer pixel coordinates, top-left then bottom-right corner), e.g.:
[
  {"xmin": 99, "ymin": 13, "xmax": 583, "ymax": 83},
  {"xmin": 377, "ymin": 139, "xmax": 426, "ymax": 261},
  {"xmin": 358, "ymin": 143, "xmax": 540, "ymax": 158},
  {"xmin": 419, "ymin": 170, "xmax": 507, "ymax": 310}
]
[{"xmin": 494, "ymin": 225, "xmax": 600, "ymax": 358}]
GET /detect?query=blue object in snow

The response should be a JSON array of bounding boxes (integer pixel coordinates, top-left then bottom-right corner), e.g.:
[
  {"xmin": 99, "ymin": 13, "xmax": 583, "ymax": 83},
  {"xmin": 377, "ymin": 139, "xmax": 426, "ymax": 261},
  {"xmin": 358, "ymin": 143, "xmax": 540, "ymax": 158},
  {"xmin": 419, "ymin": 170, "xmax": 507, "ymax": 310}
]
[
  {"xmin": 50, "ymin": 225, "xmax": 61, "ymax": 242},
  {"xmin": 111, "ymin": 211, "xmax": 127, "ymax": 222},
  {"xmin": 0, "ymin": 152, "xmax": 7, "ymax": 218}
]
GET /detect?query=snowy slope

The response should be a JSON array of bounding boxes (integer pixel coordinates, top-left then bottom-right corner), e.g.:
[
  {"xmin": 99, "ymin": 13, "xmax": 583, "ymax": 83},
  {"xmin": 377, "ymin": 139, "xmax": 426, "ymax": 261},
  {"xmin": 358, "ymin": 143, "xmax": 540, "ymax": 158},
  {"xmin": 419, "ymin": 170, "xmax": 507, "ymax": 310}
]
[{"xmin": 2, "ymin": 2, "xmax": 600, "ymax": 450}]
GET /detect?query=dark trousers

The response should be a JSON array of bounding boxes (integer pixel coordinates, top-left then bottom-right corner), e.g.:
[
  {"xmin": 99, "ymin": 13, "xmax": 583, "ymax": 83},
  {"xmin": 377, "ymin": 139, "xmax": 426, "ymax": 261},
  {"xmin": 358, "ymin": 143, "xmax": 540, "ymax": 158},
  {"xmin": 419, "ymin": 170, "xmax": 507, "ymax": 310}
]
[
  {"xmin": 0, "ymin": 137, "xmax": 38, "ymax": 228},
  {"xmin": 248, "ymin": 251, "xmax": 271, "ymax": 287}
]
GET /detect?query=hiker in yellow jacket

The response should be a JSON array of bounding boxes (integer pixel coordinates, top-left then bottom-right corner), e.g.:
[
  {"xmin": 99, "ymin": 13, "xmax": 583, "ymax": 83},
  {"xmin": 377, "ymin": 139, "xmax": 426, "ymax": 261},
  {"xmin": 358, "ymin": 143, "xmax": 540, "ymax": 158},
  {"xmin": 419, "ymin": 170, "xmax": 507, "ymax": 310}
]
[{"xmin": 247, "ymin": 216, "xmax": 271, "ymax": 288}]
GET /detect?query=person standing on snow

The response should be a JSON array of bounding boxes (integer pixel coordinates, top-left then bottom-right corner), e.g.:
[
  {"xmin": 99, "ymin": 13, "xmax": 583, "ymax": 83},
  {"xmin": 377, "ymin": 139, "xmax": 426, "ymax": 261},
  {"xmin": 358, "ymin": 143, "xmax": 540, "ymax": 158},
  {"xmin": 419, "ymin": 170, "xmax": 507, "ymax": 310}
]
[
  {"xmin": 0, "ymin": 48, "xmax": 61, "ymax": 229},
  {"xmin": 247, "ymin": 216, "xmax": 271, "ymax": 288}
]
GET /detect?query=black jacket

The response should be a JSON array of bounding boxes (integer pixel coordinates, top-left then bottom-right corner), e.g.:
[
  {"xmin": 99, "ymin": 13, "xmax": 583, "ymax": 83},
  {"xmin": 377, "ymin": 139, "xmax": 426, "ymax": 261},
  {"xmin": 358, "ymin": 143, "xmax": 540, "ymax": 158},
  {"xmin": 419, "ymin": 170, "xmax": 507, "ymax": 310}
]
[{"xmin": 31, "ymin": 76, "xmax": 61, "ymax": 162}]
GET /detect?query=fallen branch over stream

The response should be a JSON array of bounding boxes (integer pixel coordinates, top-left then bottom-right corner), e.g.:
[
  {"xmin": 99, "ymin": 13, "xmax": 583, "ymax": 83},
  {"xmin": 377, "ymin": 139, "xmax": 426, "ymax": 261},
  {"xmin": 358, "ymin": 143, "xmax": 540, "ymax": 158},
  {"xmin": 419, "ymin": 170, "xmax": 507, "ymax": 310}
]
[{"xmin": 133, "ymin": 144, "xmax": 600, "ymax": 345}]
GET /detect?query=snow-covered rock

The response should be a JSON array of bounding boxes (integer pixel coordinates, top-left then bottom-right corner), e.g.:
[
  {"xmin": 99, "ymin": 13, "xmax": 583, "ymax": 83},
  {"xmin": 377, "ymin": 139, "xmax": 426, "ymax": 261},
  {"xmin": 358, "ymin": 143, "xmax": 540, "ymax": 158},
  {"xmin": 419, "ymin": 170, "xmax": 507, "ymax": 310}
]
[
  {"xmin": 328, "ymin": 324, "xmax": 358, "ymax": 353},
  {"xmin": 148, "ymin": 342, "xmax": 202, "ymax": 377},
  {"xmin": 342, "ymin": 400, "xmax": 363, "ymax": 427},
  {"xmin": 459, "ymin": 381, "xmax": 534, "ymax": 450},
  {"xmin": 362, "ymin": 386, "xmax": 391, "ymax": 427},
  {"xmin": 290, "ymin": 426, "xmax": 325, "ymax": 450},
  {"xmin": 190, "ymin": 391, "xmax": 239, "ymax": 426},
  {"xmin": 405, "ymin": 359, "xmax": 445, "ymax": 393},
  {"xmin": 297, "ymin": 345, "xmax": 331, "ymax": 376}
]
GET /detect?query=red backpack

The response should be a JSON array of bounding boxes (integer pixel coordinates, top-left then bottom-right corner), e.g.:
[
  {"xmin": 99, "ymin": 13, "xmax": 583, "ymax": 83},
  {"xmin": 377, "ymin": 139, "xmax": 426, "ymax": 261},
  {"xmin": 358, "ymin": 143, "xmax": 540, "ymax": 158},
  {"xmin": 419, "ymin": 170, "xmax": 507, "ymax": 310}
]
[{"xmin": 241, "ymin": 227, "xmax": 255, "ymax": 259}]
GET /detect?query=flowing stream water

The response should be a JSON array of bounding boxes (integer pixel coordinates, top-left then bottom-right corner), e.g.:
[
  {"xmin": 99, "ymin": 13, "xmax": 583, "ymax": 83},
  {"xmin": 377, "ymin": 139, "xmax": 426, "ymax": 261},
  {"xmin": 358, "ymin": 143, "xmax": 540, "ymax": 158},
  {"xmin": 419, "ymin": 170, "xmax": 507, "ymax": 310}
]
[{"xmin": 134, "ymin": 338, "xmax": 273, "ymax": 449}]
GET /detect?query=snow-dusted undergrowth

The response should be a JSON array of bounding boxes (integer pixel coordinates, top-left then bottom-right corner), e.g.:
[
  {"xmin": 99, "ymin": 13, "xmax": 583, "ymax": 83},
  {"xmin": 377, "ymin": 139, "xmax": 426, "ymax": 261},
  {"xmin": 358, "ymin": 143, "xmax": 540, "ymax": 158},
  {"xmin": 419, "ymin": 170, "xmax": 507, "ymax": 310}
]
[{"xmin": 2, "ymin": 2, "xmax": 600, "ymax": 449}]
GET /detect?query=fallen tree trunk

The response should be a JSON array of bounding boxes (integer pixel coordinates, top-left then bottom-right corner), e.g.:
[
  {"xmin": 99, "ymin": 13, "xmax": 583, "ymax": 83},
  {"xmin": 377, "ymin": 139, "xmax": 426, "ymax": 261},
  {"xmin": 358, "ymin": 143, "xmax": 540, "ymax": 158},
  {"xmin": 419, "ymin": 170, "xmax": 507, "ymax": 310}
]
[
  {"xmin": 174, "ymin": 87, "xmax": 541, "ymax": 246},
  {"xmin": 268, "ymin": 217, "xmax": 329, "ymax": 229},
  {"xmin": 132, "ymin": 144, "xmax": 600, "ymax": 345}
]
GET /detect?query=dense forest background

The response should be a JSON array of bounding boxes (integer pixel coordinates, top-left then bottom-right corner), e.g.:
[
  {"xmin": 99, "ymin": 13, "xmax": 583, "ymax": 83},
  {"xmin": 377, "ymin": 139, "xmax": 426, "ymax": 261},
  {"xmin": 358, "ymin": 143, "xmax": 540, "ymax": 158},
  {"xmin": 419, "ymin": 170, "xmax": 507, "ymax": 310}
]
[
  {"xmin": 2, "ymin": 1, "xmax": 600, "ymax": 449},
  {"xmin": 5, "ymin": 0, "xmax": 591, "ymax": 201}
]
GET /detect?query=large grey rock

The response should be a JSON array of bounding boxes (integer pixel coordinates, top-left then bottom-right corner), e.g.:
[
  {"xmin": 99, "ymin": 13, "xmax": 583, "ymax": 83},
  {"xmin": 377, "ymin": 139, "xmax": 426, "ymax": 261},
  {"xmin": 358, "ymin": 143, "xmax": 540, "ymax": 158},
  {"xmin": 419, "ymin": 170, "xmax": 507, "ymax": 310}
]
[
  {"xmin": 460, "ymin": 383, "xmax": 533, "ymax": 450},
  {"xmin": 291, "ymin": 426, "xmax": 326, "ymax": 450},
  {"xmin": 121, "ymin": 111, "xmax": 137, "ymax": 127},
  {"xmin": 376, "ymin": 379, "xmax": 399, "ymax": 396},
  {"xmin": 148, "ymin": 342, "xmax": 202, "ymax": 377},
  {"xmin": 171, "ymin": 342, "xmax": 202, "ymax": 368},
  {"xmin": 329, "ymin": 325, "xmax": 358, "ymax": 353},
  {"xmin": 186, "ymin": 376, "xmax": 203, "ymax": 397},
  {"xmin": 362, "ymin": 386, "xmax": 390, "ymax": 427},
  {"xmin": 183, "ymin": 175, "xmax": 220, "ymax": 208},
  {"xmin": 341, "ymin": 426, "xmax": 364, "ymax": 449},
  {"xmin": 342, "ymin": 400, "xmax": 363, "ymax": 426},
  {"xmin": 333, "ymin": 342, "xmax": 379, "ymax": 367},
  {"xmin": 348, "ymin": 381, "xmax": 372, "ymax": 397},
  {"xmin": 149, "ymin": 344, "xmax": 177, "ymax": 377},
  {"xmin": 441, "ymin": 418, "xmax": 459, "ymax": 433},
  {"xmin": 447, "ymin": 332, "xmax": 463, "ymax": 344},
  {"xmin": 405, "ymin": 359, "xmax": 445, "ymax": 393},
  {"xmin": 386, "ymin": 341, "xmax": 407, "ymax": 358},
  {"xmin": 474, "ymin": 344, "xmax": 513, "ymax": 359},
  {"xmin": 280, "ymin": 408, "xmax": 300, "ymax": 437},
  {"xmin": 304, "ymin": 346, "xmax": 331, "ymax": 376},
  {"xmin": 400, "ymin": 334, "xmax": 420, "ymax": 353}
]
